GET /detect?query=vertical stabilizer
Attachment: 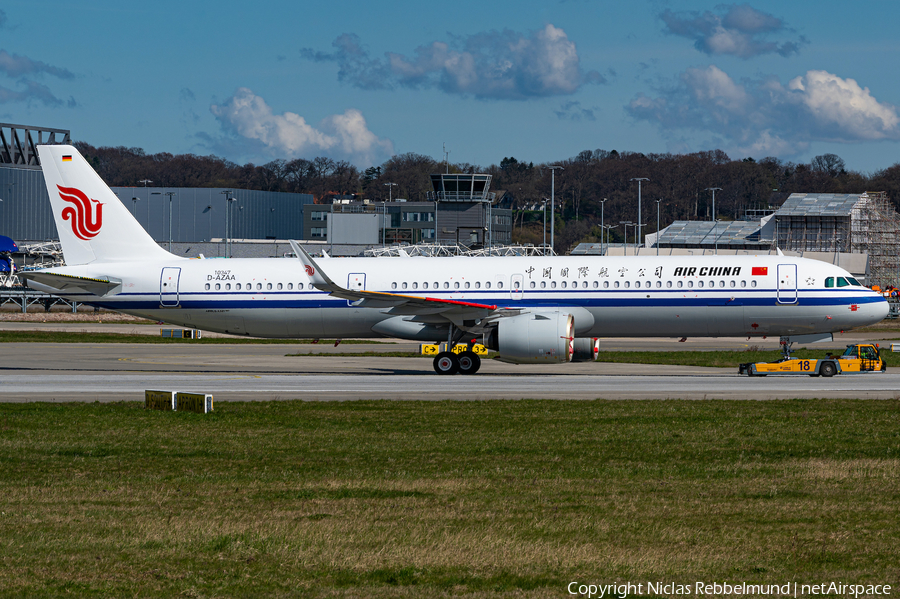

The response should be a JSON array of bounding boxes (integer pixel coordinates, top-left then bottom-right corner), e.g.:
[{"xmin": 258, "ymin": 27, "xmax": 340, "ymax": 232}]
[{"xmin": 37, "ymin": 145, "xmax": 175, "ymax": 265}]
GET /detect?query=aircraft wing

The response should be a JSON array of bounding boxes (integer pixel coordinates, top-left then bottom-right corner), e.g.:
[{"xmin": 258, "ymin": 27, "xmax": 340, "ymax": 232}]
[
  {"xmin": 22, "ymin": 271, "xmax": 122, "ymax": 297},
  {"xmin": 289, "ymin": 241, "xmax": 517, "ymax": 327}
]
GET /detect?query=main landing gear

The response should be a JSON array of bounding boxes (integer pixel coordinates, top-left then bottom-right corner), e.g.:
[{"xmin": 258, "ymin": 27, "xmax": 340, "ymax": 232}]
[
  {"xmin": 432, "ymin": 325, "xmax": 482, "ymax": 375},
  {"xmin": 433, "ymin": 350, "xmax": 481, "ymax": 375}
]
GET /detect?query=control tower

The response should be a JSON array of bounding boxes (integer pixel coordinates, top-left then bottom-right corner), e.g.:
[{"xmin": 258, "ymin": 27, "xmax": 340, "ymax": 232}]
[{"xmin": 426, "ymin": 173, "xmax": 498, "ymax": 247}]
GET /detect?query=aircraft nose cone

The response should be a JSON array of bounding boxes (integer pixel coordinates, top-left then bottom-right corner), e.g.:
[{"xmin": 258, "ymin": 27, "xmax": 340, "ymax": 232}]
[{"xmin": 864, "ymin": 297, "xmax": 890, "ymax": 324}]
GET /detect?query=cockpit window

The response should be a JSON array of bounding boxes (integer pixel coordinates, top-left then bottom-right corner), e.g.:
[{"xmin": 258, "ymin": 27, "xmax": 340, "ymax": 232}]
[
  {"xmin": 847, "ymin": 277, "xmax": 862, "ymax": 286},
  {"xmin": 825, "ymin": 277, "xmax": 834, "ymax": 288},
  {"xmin": 837, "ymin": 277, "xmax": 850, "ymax": 287}
]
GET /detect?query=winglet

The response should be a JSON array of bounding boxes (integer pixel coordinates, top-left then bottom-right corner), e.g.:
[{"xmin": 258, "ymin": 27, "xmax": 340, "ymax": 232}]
[{"xmin": 289, "ymin": 240, "xmax": 340, "ymax": 292}]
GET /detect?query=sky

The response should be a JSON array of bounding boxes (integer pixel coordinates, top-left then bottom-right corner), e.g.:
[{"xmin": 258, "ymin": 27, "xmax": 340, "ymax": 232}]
[{"xmin": 3, "ymin": 0, "xmax": 900, "ymax": 174}]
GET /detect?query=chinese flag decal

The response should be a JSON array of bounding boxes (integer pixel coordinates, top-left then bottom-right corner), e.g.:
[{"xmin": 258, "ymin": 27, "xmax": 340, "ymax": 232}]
[{"xmin": 751, "ymin": 267, "xmax": 768, "ymax": 276}]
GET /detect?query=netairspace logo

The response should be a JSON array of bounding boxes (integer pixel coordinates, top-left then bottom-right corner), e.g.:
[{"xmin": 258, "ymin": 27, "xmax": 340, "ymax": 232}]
[{"xmin": 567, "ymin": 581, "xmax": 893, "ymax": 598}]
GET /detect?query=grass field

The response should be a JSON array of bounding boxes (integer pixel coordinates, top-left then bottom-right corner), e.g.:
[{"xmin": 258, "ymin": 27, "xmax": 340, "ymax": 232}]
[{"xmin": 1, "ymin": 400, "xmax": 897, "ymax": 597}]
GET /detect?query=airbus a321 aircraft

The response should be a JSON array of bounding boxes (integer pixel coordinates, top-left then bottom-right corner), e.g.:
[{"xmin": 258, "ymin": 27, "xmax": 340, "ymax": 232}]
[{"xmin": 24, "ymin": 145, "xmax": 889, "ymax": 374}]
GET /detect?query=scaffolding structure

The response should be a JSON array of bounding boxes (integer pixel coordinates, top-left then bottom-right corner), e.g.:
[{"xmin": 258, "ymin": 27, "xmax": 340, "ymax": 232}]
[
  {"xmin": 770, "ymin": 194, "xmax": 857, "ymax": 253},
  {"xmin": 364, "ymin": 243, "xmax": 553, "ymax": 258},
  {"xmin": 852, "ymin": 192, "xmax": 900, "ymax": 288}
]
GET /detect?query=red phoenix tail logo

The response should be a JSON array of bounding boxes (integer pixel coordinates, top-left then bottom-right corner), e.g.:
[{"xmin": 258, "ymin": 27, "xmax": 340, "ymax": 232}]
[
  {"xmin": 304, "ymin": 265, "xmax": 315, "ymax": 277},
  {"xmin": 57, "ymin": 185, "xmax": 103, "ymax": 240}
]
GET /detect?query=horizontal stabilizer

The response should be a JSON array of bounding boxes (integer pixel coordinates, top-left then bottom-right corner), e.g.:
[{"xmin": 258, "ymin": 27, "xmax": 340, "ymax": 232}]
[{"xmin": 22, "ymin": 271, "xmax": 122, "ymax": 296}]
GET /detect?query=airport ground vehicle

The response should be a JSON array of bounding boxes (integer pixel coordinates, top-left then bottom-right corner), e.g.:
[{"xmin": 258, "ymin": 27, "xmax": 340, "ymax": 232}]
[{"xmin": 738, "ymin": 343, "xmax": 886, "ymax": 377}]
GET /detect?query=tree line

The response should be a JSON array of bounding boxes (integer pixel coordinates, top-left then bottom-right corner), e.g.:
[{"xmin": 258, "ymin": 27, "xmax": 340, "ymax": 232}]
[{"xmin": 75, "ymin": 142, "xmax": 900, "ymax": 253}]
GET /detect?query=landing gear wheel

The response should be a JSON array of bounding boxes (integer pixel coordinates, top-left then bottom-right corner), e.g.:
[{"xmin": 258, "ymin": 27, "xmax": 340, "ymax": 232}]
[
  {"xmin": 456, "ymin": 351, "xmax": 481, "ymax": 375},
  {"xmin": 433, "ymin": 352, "xmax": 459, "ymax": 375},
  {"xmin": 820, "ymin": 362, "xmax": 837, "ymax": 377}
]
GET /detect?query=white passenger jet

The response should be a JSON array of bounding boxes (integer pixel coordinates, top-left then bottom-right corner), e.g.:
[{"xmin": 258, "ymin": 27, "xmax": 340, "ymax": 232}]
[{"xmin": 23, "ymin": 145, "xmax": 889, "ymax": 374}]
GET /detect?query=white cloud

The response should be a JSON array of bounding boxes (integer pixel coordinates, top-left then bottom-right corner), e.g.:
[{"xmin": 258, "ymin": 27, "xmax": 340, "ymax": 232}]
[
  {"xmin": 210, "ymin": 88, "xmax": 393, "ymax": 166},
  {"xmin": 302, "ymin": 24, "xmax": 602, "ymax": 100},
  {"xmin": 787, "ymin": 70, "xmax": 900, "ymax": 141},
  {"xmin": 626, "ymin": 67, "xmax": 900, "ymax": 159}
]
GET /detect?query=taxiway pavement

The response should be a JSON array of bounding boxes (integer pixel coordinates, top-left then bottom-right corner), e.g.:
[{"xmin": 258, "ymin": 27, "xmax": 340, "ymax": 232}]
[{"xmin": 1, "ymin": 332, "xmax": 898, "ymax": 401}]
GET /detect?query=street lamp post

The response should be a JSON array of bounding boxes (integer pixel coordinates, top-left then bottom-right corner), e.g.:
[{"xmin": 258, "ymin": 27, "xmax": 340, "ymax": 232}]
[
  {"xmin": 705, "ymin": 187, "xmax": 722, "ymax": 221},
  {"xmin": 221, "ymin": 190, "xmax": 236, "ymax": 258},
  {"xmin": 131, "ymin": 197, "xmax": 139, "ymax": 216},
  {"xmin": 714, "ymin": 219, "xmax": 720, "ymax": 255},
  {"xmin": 383, "ymin": 182, "xmax": 397, "ymax": 247},
  {"xmin": 620, "ymin": 221, "xmax": 632, "ymax": 254},
  {"xmin": 384, "ymin": 182, "xmax": 397, "ymax": 202},
  {"xmin": 549, "ymin": 166, "xmax": 564, "ymax": 252},
  {"xmin": 631, "ymin": 177, "xmax": 648, "ymax": 255},
  {"xmin": 656, "ymin": 199, "xmax": 663, "ymax": 256},
  {"xmin": 603, "ymin": 224, "xmax": 617, "ymax": 254},
  {"xmin": 542, "ymin": 200, "xmax": 548, "ymax": 255},
  {"xmin": 600, "ymin": 198, "xmax": 607, "ymax": 255},
  {"xmin": 166, "ymin": 192, "xmax": 175, "ymax": 252},
  {"xmin": 151, "ymin": 191, "xmax": 177, "ymax": 252}
]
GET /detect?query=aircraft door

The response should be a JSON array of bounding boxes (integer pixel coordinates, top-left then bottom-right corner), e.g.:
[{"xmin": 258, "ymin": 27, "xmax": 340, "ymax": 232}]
[
  {"xmin": 777, "ymin": 264, "xmax": 798, "ymax": 304},
  {"xmin": 160, "ymin": 267, "xmax": 181, "ymax": 307},
  {"xmin": 510, "ymin": 273, "xmax": 524, "ymax": 300},
  {"xmin": 347, "ymin": 273, "xmax": 366, "ymax": 306}
]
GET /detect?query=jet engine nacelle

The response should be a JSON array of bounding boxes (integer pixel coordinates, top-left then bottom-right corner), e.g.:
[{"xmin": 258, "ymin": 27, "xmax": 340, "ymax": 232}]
[
  {"xmin": 485, "ymin": 311, "xmax": 574, "ymax": 364},
  {"xmin": 572, "ymin": 337, "xmax": 600, "ymax": 362}
]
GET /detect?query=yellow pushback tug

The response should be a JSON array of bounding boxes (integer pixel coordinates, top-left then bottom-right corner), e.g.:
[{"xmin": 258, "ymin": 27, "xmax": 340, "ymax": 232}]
[{"xmin": 738, "ymin": 343, "xmax": 886, "ymax": 377}]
